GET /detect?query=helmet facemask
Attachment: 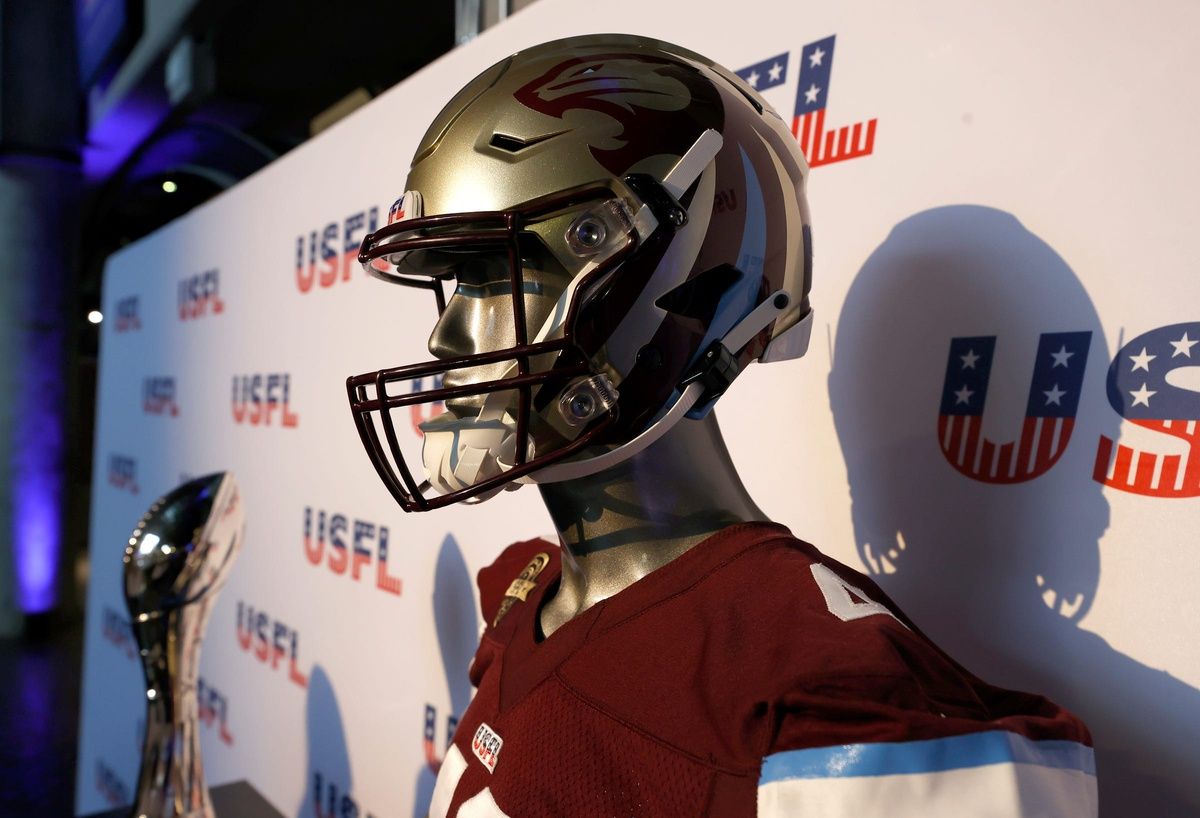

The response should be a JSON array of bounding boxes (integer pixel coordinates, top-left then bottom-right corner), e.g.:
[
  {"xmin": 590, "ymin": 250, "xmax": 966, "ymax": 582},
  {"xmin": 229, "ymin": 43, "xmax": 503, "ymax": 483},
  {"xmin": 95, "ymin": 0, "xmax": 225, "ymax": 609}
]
[{"xmin": 347, "ymin": 179, "xmax": 661, "ymax": 511}]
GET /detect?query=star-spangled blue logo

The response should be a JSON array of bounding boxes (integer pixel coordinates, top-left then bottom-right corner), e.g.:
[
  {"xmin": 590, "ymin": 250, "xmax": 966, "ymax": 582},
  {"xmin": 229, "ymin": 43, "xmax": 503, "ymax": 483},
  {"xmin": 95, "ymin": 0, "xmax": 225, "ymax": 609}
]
[
  {"xmin": 735, "ymin": 52, "xmax": 789, "ymax": 92},
  {"xmin": 1094, "ymin": 321, "xmax": 1200, "ymax": 499},
  {"xmin": 794, "ymin": 36, "xmax": 835, "ymax": 116},
  {"xmin": 1106, "ymin": 322, "xmax": 1200, "ymax": 420},
  {"xmin": 734, "ymin": 35, "xmax": 877, "ymax": 167},
  {"xmin": 937, "ymin": 332, "xmax": 1091, "ymax": 484}
]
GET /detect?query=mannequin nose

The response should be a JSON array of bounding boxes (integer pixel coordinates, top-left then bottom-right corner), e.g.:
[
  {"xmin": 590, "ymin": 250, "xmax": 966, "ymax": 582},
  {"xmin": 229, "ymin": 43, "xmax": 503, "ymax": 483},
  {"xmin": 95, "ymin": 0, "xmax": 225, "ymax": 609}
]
[
  {"xmin": 424, "ymin": 260, "xmax": 569, "ymax": 417},
  {"xmin": 427, "ymin": 304, "xmax": 477, "ymax": 361},
  {"xmin": 428, "ymin": 286, "xmax": 520, "ymax": 354},
  {"xmin": 429, "ymin": 291, "xmax": 520, "ymax": 415}
]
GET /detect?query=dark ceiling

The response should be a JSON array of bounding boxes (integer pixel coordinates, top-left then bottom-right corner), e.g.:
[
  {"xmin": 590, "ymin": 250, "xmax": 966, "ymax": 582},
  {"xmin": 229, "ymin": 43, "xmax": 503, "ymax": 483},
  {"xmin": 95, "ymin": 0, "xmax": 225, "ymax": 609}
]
[{"xmin": 80, "ymin": 0, "xmax": 456, "ymax": 306}]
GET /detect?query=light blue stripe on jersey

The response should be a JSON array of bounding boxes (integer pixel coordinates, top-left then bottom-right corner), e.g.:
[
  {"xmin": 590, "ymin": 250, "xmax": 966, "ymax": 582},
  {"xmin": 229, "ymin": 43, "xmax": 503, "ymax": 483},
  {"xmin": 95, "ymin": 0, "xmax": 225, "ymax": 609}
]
[{"xmin": 759, "ymin": 730, "xmax": 1096, "ymax": 783}]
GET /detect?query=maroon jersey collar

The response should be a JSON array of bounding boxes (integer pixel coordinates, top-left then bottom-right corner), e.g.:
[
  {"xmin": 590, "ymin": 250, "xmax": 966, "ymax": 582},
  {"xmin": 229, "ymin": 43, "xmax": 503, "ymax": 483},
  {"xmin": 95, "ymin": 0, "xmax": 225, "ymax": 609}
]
[{"xmin": 495, "ymin": 522, "xmax": 793, "ymax": 712}]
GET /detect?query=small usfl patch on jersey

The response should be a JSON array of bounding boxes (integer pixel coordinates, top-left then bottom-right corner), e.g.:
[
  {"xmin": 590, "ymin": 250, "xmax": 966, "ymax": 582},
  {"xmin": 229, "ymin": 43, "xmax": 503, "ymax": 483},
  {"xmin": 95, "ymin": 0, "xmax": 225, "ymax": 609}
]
[
  {"xmin": 492, "ymin": 552, "xmax": 551, "ymax": 627},
  {"xmin": 471, "ymin": 722, "xmax": 503, "ymax": 773}
]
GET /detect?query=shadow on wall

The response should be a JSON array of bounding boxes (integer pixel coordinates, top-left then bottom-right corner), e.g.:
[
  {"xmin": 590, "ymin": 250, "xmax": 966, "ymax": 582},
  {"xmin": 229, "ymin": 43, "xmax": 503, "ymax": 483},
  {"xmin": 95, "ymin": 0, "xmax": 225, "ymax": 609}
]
[
  {"xmin": 297, "ymin": 665, "xmax": 351, "ymax": 818},
  {"xmin": 828, "ymin": 205, "xmax": 1200, "ymax": 815},
  {"xmin": 413, "ymin": 533, "xmax": 479, "ymax": 817}
]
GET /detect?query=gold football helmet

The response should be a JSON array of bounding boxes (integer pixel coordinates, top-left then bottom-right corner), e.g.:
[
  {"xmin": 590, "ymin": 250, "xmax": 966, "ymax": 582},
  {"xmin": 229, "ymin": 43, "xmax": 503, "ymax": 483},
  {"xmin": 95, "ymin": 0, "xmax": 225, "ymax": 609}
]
[{"xmin": 348, "ymin": 34, "xmax": 813, "ymax": 511}]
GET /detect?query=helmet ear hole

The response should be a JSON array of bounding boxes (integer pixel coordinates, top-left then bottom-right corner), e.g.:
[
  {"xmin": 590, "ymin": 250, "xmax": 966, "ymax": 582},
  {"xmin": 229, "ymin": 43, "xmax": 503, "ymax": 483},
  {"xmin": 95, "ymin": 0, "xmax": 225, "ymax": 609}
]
[{"xmin": 654, "ymin": 264, "xmax": 744, "ymax": 323}]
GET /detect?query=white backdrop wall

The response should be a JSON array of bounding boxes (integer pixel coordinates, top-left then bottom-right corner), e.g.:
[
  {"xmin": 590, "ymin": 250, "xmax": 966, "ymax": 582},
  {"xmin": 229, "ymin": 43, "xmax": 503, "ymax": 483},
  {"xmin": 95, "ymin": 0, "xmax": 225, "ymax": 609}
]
[{"xmin": 76, "ymin": 0, "xmax": 1200, "ymax": 815}]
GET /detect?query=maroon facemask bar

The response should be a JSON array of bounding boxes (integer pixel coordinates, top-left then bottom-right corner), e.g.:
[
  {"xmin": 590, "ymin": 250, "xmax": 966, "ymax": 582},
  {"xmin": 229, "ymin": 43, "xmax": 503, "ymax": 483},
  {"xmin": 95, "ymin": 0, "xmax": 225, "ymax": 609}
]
[{"xmin": 346, "ymin": 180, "xmax": 672, "ymax": 512}]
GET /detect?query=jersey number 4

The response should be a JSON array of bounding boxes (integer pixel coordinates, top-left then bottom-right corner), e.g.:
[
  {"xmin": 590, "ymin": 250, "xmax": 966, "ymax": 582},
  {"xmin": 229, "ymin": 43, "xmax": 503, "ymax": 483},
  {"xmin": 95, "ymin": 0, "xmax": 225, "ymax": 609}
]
[{"xmin": 810, "ymin": 563, "xmax": 903, "ymax": 626}]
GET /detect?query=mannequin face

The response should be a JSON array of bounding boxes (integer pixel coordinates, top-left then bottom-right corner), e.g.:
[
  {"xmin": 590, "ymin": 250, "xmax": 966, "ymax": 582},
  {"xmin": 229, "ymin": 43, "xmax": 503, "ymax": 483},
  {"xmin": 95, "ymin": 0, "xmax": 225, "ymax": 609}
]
[{"xmin": 425, "ymin": 250, "xmax": 572, "ymax": 419}]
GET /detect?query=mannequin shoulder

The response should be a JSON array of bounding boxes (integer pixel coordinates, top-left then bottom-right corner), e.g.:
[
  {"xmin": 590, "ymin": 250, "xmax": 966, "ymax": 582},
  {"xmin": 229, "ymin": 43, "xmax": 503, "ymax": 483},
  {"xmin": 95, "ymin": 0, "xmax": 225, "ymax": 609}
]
[
  {"xmin": 713, "ymin": 532, "xmax": 908, "ymax": 627},
  {"xmin": 689, "ymin": 532, "xmax": 951, "ymax": 685}
]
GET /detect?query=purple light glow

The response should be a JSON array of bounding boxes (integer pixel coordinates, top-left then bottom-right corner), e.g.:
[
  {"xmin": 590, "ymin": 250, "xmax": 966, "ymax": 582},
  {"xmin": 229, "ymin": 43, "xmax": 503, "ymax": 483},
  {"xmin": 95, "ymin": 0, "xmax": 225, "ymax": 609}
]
[
  {"xmin": 13, "ymin": 290, "xmax": 67, "ymax": 614},
  {"xmin": 83, "ymin": 90, "xmax": 169, "ymax": 184},
  {"xmin": 13, "ymin": 476, "xmax": 62, "ymax": 613}
]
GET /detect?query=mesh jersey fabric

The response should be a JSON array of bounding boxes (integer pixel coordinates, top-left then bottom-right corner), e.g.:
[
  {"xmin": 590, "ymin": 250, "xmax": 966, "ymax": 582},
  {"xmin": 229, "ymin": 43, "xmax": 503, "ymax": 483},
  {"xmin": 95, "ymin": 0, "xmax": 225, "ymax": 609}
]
[{"xmin": 430, "ymin": 522, "xmax": 1094, "ymax": 817}]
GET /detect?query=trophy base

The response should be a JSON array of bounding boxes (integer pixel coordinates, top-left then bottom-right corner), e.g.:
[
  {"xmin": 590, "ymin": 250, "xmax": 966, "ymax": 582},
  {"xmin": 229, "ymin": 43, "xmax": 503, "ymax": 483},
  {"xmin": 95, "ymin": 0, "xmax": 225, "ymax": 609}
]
[{"xmin": 83, "ymin": 780, "xmax": 284, "ymax": 818}]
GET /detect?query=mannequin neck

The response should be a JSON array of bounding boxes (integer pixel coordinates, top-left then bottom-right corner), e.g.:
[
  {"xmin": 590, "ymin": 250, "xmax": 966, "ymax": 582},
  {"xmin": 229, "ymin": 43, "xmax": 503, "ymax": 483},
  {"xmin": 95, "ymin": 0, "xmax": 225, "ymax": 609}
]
[{"xmin": 536, "ymin": 411, "xmax": 767, "ymax": 637}]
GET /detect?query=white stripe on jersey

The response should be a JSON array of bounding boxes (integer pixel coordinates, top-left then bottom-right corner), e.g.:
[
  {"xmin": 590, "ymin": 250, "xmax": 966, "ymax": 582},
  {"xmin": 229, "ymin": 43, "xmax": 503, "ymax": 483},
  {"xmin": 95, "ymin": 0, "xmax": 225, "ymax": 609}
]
[
  {"xmin": 757, "ymin": 730, "xmax": 1097, "ymax": 817},
  {"xmin": 429, "ymin": 744, "xmax": 513, "ymax": 818},
  {"xmin": 458, "ymin": 787, "xmax": 512, "ymax": 818},
  {"xmin": 430, "ymin": 744, "xmax": 469, "ymax": 818}
]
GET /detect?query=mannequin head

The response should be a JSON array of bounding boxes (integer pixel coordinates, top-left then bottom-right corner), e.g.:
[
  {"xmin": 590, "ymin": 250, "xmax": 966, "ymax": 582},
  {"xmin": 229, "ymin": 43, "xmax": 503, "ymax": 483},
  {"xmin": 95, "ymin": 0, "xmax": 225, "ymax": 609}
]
[{"xmin": 346, "ymin": 34, "xmax": 814, "ymax": 513}]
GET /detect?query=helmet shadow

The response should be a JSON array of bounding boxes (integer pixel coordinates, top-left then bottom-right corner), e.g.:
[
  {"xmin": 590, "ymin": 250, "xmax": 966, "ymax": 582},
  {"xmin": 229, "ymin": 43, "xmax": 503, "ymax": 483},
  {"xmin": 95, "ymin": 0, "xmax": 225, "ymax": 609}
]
[
  {"xmin": 296, "ymin": 664, "xmax": 351, "ymax": 818},
  {"xmin": 412, "ymin": 533, "xmax": 479, "ymax": 817},
  {"xmin": 829, "ymin": 205, "xmax": 1200, "ymax": 814}
]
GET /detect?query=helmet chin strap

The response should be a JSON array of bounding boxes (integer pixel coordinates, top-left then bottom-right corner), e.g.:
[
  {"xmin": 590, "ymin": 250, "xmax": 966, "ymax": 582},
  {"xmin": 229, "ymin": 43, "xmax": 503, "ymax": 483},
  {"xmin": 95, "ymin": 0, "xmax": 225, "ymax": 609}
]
[{"xmin": 524, "ymin": 290, "xmax": 795, "ymax": 485}]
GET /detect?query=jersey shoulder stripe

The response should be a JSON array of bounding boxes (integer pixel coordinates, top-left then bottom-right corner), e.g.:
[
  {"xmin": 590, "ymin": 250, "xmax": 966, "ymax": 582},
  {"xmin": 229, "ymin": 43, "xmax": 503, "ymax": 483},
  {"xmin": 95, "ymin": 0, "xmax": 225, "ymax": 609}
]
[
  {"xmin": 760, "ymin": 729, "xmax": 1094, "ymax": 780},
  {"xmin": 757, "ymin": 730, "xmax": 1097, "ymax": 817}
]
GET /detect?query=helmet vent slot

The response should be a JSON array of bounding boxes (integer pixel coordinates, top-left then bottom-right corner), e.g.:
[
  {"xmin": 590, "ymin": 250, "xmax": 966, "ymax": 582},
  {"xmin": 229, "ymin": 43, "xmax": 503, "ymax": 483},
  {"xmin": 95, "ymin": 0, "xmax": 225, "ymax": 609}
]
[
  {"xmin": 734, "ymin": 85, "xmax": 764, "ymax": 115},
  {"xmin": 490, "ymin": 132, "xmax": 528, "ymax": 152},
  {"xmin": 488, "ymin": 131, "xmax": 563, "ymax": 153},
  {"xmin": 654, "ymin": 264, "xmax": 744, "ymax": 323}
]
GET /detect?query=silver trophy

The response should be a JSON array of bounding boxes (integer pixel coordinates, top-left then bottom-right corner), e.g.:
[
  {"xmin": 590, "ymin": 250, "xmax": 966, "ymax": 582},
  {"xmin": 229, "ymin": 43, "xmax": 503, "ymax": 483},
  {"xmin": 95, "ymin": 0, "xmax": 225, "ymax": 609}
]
[{"xmin": 123, "ymin": 472, "xmax": 244, "ymax": 818}]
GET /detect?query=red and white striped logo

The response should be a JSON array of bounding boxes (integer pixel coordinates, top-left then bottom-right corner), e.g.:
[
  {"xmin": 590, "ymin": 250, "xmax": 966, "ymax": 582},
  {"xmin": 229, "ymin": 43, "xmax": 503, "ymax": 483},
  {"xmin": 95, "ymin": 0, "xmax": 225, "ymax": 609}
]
[{"xmin": 471, "ymin": 722, "xmax": 503, "ymax": 773}]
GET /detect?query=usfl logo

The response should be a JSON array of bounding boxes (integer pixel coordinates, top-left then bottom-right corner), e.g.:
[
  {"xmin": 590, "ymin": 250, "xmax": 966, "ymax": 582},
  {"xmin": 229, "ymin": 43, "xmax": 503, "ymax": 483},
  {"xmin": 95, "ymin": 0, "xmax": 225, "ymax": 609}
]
[
  {"xmin": 423, "ymin": 703, "xmax": 459, "ymax": 773},
  {"xmin": 312, "ymin": 771, "xmax": 378, "ymax": 818},
  {"xmin": 107, "ymin": 454, "xmax": 139, "ymax": 495},
  {"xmin": 936, "ymin": 321, "xmax": 1200, "ymax": 498},
  {"xmin": 114, "ymin": 295, "xmax": 141, "ymax": 332},
  {"xmin": 197, "ymin": 676, "xmax": 234, "ymax": 746},
  {"xmin": 235, "ymin": 601, "xmax": 309, "ymax": 688},
  {"xmin": 94, "ymin": 759, "xmax": 131, "ymax": 808},
  {"xmin": 179, "ymin": 269, "xmax": 224, "ymax": 320},
  {"xmin": 143, "ymin": 377, "xmax": 179, "ymax": 416},
  {"xmin": 295, "ymin": 205, "xmax": 381, "ymax": 293},
  {"xmin": 471, "ymin": 723, "xmax": 503, "ymax": 774},
  {"xmin": 938, "ymin": 333, "xmax": 1092, "ymax": 483},
  {"xmin": 409, "ymin": 375, "xmax": 446, "ymax": 437},
  {"xmin": 302, "ymin": 506, "xmax": 402, "ymax": 595},
  {"xmin": 100, "ymin": 604, "xmax": 137, "ymax": 660},
  {"xmin": 1095, "ymin": 322, "xmax": 1200, "ymax": 497},
  {"xmin": 231, "ymin": 373, "xmax": 300, "ymax": 427},
  {"xmin": 736, "ymin": 35, "xmax": 877, "ymax": 168}
]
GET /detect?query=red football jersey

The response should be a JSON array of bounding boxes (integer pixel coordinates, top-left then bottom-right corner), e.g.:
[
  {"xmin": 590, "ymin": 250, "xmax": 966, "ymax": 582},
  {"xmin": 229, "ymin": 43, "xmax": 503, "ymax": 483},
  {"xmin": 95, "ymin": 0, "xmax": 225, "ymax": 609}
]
[{"xmin": 429, "ymin": 523, "xmax": 1097, "ymax": 817}]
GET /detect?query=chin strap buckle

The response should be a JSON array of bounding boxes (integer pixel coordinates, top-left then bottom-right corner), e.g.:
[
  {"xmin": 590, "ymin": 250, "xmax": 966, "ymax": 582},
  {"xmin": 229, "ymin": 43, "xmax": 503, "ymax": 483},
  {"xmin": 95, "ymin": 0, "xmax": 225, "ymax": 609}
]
[
  {"xmin": 675, "ymin": 289, "xmax": 796, "ymax": 417},
  {"xmin": 678, "ymin": 340, "xmax": 740, "ymax": 406}
]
